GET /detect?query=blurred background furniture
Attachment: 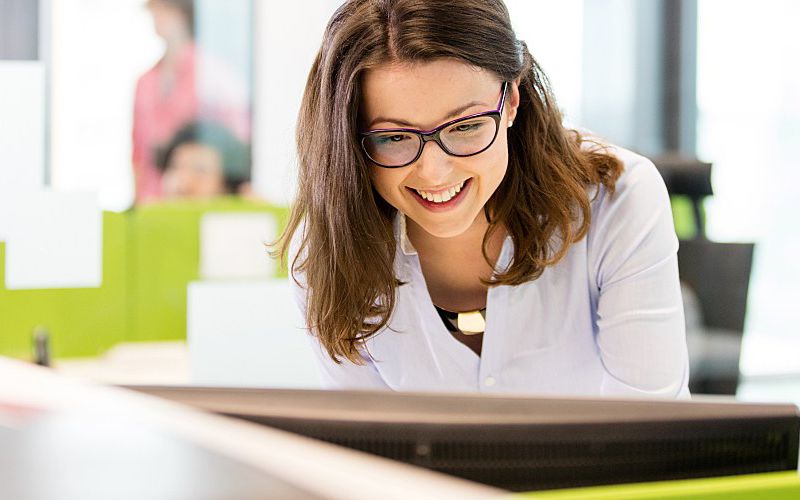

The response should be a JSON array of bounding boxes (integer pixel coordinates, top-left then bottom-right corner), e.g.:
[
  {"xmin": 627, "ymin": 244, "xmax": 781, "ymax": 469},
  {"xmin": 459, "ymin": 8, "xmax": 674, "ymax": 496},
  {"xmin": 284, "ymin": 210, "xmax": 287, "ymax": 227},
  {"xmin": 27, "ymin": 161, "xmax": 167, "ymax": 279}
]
[
  {"xmin": 0, "ymin": 198, "xmax": 288, "ymax": 360},
  {"xmin": 653, "ymin": 155, "xmax": 755, "ymax": 395}
]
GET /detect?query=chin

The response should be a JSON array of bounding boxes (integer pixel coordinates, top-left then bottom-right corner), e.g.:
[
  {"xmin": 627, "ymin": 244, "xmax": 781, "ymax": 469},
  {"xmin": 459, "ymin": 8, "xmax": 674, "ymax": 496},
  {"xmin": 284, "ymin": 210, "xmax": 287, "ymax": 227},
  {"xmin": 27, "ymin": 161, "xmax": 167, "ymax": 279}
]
[{"xmin": 413, "ymin": 217, "xmax": 475, "ymax": 240}]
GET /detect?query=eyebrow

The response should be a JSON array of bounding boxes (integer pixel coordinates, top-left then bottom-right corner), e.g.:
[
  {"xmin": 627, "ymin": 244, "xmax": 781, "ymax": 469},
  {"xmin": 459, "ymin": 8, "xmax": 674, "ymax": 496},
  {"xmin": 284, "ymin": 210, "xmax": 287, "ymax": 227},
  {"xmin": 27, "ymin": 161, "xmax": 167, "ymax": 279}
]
[{"xmin": 366, "ymin": 100, "xmax": 489, "ymax": 130}]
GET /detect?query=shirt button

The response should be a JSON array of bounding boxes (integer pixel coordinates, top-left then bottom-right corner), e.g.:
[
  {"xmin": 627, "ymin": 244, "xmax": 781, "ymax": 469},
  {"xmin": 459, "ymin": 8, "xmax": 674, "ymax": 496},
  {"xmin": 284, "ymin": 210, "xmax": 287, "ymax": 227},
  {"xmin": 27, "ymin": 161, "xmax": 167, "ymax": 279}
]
[{"xmin": 484, "ymin": 376, "xmax": 496, "ymax": 387}]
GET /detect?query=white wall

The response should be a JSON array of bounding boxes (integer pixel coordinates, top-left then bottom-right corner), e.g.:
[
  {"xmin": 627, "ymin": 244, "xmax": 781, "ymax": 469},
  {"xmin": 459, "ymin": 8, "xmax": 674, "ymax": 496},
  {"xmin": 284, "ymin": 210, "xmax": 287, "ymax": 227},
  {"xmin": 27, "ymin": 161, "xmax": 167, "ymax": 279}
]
[
  {"xmin": 0, "ymin": 61, "xmax": 101, "ymax": 290},
  {"xmin": 251, "ymin": 1, "xmax": 342, "ymax": 206},
  {"xmin": 505, "ymin": 0, "xmax": 584, "ymax": 124},
  {"xmin": 578, "ymin": 0, "xmax": 638, "ymax": 146},
  {"xmin": 49, "ymin": 0, "xmax": 161, "ymax": 212},
  {"xmin": 697, "ymin": 0, "xmax": 800, "ymax": 361}
]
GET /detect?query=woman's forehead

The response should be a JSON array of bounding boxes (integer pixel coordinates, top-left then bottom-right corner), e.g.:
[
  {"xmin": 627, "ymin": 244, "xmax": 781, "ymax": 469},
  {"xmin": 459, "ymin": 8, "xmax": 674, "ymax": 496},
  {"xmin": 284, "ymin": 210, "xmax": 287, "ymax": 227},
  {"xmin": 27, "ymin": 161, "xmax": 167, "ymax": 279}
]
[{"xmin": 360, "ymin": 59, "xmax": 500, "ymax": 130}]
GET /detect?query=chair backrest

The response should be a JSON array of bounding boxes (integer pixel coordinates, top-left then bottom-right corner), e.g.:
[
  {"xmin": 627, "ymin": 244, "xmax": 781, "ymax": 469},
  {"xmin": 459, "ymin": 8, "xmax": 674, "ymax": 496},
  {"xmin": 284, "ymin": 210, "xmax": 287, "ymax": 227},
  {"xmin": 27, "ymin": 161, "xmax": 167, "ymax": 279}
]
[{"xmin": 677, "ymin": 239, "xmax": 755, "ymax": 333}]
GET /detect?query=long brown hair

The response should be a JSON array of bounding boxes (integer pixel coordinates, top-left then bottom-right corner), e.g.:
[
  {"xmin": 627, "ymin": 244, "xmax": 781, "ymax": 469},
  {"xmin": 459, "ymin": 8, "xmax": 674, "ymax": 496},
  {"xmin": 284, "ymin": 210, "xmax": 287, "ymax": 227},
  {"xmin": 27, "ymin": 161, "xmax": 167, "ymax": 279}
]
[{"xmin": 275, "ymin": 0, "xmax": 623, "ymax": 364}]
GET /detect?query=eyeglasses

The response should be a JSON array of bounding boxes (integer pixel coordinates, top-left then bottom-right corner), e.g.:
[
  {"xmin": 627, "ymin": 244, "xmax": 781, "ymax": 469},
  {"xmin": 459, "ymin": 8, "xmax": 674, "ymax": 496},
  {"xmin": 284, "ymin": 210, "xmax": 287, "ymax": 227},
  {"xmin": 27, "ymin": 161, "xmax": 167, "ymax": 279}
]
[{"xmin": 360, "ymin": 82, "xmax": 509, "ymax": 168}]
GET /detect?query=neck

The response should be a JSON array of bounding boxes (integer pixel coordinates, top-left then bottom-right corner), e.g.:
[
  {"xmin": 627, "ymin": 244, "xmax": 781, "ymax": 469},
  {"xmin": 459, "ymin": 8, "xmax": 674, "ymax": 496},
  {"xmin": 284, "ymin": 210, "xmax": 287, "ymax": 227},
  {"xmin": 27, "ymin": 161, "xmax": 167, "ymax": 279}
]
[
  {"xmin": 163, "ymin": 34, "xmax": 191, "ymax": 62},
  {"xmin": 406, "ymin": 210, "xmax": 505, "ymax": 269}
]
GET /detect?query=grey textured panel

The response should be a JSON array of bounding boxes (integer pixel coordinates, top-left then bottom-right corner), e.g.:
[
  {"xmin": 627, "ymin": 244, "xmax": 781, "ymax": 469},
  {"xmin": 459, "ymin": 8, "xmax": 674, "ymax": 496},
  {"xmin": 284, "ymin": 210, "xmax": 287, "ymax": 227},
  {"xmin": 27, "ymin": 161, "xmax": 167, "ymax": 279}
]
[{"xmin": 0, "ymin": 0, "xmax": 39, "ymax": 60}]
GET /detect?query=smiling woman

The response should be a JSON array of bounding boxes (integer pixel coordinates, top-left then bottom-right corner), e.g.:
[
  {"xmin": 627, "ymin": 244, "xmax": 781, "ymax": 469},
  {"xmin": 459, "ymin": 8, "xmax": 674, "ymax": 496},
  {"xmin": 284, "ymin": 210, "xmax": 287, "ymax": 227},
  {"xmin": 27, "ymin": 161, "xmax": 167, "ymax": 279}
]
[{"xmin": 275, "ymin": 0, "xmax": 689, "ymax": 398}]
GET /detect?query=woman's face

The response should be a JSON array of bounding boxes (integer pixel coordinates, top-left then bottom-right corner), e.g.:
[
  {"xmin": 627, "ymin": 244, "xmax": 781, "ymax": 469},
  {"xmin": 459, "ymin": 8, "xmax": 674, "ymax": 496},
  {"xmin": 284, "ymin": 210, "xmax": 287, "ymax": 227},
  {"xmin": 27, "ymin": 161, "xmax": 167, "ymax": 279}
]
[
  {"xmin": 146, "ymin": 0, "xmax": 190, "ymax": 42},
  {"xmin": 361, "ymin": 59, "xmax": 519, "ymax": 239}
]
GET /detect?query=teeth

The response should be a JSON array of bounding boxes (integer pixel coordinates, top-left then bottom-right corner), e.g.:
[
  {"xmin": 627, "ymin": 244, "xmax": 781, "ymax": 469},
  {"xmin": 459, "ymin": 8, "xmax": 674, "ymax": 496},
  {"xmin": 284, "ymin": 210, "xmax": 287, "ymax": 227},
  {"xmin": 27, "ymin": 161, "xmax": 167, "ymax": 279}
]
[{"xmin": 414, "ymin": 180, "xmax": 467, "ymax": 204}]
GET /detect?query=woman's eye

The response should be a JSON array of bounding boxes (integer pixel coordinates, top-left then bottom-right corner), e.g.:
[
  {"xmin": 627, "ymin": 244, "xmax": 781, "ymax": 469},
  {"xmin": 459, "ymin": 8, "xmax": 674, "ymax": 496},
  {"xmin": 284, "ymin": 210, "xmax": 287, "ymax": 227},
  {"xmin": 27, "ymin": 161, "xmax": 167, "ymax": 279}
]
[
  {"xmin": 376, "ymin": 134, "xmax": 409, "ymax": 144},
  {"xmin": 451, "ymin": 122, "xmax": 482, "ymax": 133}
]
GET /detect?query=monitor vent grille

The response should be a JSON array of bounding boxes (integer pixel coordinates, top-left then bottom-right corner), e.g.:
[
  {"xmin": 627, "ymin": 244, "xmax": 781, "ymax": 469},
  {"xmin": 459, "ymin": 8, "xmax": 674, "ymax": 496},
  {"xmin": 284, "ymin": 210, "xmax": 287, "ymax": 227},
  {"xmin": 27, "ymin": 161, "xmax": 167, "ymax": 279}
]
[
  {"xmin": 232, "ymin": 414, "xmax": 798, "ymax": 491},
  {"xmin": 320, "ymin": 429, "xmax": 793, "ymax": 490}
]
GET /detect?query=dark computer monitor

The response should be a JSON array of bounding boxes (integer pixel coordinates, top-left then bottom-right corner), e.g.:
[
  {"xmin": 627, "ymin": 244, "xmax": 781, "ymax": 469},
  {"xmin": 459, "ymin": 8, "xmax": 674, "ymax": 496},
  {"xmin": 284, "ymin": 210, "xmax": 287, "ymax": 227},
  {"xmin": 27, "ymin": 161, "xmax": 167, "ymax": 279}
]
[{"xmin": 127, "ymin": 387, "xmax": 800, "ymax": 492}]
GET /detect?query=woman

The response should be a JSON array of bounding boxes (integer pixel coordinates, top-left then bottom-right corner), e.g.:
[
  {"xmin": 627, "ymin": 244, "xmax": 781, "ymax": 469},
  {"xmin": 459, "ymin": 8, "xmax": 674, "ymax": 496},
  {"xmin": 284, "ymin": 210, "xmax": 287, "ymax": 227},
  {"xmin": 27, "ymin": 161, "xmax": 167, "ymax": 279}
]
[{"xmin": 278, "ymin": 0, "xmax": 689, "ymax": 398}]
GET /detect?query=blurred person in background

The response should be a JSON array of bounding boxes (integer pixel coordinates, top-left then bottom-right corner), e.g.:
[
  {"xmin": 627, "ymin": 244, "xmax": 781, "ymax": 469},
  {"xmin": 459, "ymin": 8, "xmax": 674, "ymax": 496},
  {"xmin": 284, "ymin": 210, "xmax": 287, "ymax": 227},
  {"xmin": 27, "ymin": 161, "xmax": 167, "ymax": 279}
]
[
  {"xmin": 156, "ymin": 121, "xmax": 252, "ymax": 199},
  {"xmin": 132, "ymin": 0, "xmax": 250, "ymax": 204}
]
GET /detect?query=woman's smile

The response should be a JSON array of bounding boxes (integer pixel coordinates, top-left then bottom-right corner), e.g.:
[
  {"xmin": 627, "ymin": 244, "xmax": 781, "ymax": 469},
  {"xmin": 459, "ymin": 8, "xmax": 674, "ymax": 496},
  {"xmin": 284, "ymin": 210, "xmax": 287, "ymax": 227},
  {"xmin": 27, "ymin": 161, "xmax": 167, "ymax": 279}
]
[{"xmin": 405, "ymin": 177, "xmax": 473, "ymax": 212}]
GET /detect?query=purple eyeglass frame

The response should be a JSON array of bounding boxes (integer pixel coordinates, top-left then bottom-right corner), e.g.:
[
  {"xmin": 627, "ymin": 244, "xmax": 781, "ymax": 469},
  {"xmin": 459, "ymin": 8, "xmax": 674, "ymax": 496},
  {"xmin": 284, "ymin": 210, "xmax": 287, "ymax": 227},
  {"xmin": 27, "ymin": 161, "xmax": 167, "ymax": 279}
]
[{"xmin": 360, "ymin": 81, "xmax": 509, "ymax": 168}]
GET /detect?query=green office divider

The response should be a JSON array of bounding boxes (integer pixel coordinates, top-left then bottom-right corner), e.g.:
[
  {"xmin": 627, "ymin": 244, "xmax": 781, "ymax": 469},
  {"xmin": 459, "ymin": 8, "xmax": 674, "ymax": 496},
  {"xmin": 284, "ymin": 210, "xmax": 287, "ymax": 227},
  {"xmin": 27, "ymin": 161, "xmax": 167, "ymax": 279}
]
[
  {"xmin": 671, "ymin": 195, "xmax": 699, "ymax": 240},
  {"xmin": 0, "ymin": 199, "xmax": 288, "ymax": 360},
  {"xmin": 128, "ymin": 198, "xmax": 289, "ymax": 343},
  {"xmin": 127, "ymin": 203, "xmax": 201, "ymax": 343},
  {"xmin": 0, "ymin": 212, "xmax": 130, "ymax": 359}
]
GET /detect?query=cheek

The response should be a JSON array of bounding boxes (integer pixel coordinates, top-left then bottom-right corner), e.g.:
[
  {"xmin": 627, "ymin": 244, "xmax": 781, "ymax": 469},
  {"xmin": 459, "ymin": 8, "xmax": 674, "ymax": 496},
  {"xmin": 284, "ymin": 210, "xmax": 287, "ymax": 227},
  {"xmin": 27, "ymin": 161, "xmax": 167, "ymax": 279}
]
[
  {"xmin": 370, "ymin": 168, "xmax": 405, "ymax": 203},
  {"xmin": 493, "ymin": 129, "xmax": 510, "ymax": 163},
  {"xmin": 473, "ymin": 137, "xmax": 509, "ymax": 188},
  {"xmin": 204, "ymin": 170, "xmax": 226, "ymax": 192},
  {"xmin": 492, "ymin": 148, "xmax": 509, "ymax": 183},
  {"xmin": 493, "ymin": 132, "xmax": 511, "ymax": 174}
]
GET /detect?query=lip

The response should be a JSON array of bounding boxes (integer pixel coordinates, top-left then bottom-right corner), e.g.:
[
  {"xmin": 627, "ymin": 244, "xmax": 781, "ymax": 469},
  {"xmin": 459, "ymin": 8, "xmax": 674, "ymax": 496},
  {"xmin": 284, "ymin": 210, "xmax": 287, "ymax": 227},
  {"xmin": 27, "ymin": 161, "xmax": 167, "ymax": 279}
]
[{"xmin": 406, "ymin": 178, "xmax": 472, "ymax": 212}]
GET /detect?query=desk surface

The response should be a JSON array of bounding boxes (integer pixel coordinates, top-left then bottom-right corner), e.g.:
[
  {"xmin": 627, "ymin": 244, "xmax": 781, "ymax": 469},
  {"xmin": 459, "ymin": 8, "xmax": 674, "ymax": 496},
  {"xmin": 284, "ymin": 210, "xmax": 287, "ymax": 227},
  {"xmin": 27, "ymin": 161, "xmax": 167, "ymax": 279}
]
[{"xmin": 0, "ymin": 410, "xmax": 320, "ymax": 500}]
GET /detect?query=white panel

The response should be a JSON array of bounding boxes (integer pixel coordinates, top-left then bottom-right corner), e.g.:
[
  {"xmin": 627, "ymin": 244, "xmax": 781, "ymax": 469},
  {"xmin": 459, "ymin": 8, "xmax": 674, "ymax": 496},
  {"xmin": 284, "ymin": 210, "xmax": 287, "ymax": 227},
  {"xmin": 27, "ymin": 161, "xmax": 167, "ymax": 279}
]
[
  {"xmin": 0, "ymin": 61, "xmax": 45, "ymax": 241},
  {"xmin": 199, "ymin": 212, "xmax": 277, "ymax": 280},
  {"xmin": 4, "ymin": 190, "xmax": 102, "ymax": 290},
  {"xmin": 187, "ymin": 279, "xmax": 321, "ymax": 388},
  {"xmin": 49, "ymin": 0, "xmax": 160, "ymax": 211},
  {"xmin": 580, "ymin": 0, "xmax": 637, "ymax": 146},
  {"xmin": 251, "ymin": 1, "xmax": 342, "ymax": 205},
  {"xmin": 506, "ymin": 0, "xmax": 584, "ymax": 122}
]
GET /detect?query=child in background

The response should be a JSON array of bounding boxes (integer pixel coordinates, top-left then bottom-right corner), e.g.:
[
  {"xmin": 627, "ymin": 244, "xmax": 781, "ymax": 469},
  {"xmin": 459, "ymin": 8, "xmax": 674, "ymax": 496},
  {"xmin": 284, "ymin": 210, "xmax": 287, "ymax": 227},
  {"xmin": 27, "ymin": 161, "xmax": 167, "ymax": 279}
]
[{"xmin": 156, "ymin": 121, "xmax": 251, "ymax": 199}]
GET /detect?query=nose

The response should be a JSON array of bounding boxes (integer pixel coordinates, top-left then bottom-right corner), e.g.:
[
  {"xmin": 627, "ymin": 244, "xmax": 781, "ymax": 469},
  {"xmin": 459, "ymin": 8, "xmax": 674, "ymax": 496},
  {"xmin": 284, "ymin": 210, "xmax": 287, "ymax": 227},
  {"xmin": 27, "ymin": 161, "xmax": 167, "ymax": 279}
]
[{"xmin": 413, "ymin": 139, "xmax": 454, "ymax": 185}]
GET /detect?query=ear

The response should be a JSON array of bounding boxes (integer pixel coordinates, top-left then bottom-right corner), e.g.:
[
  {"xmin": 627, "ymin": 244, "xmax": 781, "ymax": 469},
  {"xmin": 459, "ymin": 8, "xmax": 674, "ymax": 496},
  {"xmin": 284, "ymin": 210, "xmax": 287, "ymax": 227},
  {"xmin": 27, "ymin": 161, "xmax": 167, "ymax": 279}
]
[{"xmin": 508, "ymin": 77, "xmax": 522, "ymax": 123}]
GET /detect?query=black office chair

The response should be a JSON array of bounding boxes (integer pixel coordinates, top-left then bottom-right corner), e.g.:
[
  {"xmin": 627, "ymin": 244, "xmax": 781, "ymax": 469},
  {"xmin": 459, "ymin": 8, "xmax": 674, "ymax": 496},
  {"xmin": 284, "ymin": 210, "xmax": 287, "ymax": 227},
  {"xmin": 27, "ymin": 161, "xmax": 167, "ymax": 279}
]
[
  {"xmin": 678, "ymin": 239, "xmax": 755, "ymax": 394},
  {"xmin": 652, "ymin": 155, "xmax": 755, "ymax": 395}
]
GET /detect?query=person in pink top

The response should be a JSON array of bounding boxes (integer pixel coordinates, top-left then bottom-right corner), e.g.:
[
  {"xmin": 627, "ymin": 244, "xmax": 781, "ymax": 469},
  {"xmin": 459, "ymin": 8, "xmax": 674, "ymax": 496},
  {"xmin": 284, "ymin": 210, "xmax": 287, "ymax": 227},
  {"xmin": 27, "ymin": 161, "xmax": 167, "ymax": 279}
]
[{"xmin": 132, "ymin": 0, "xmax": 250, "ymax": 204}]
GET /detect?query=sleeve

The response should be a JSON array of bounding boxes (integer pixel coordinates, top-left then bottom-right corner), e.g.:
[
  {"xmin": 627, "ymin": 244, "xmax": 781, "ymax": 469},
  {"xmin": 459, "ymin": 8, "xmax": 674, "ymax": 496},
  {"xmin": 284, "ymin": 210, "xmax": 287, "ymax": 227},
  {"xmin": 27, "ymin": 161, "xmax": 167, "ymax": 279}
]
[
  {"xmin": 131, "ymin": 76, "xmax": 148, "ymax": 199},
  {"xmin": 289, "ymin": 229, "xmax": 390, "ymax": 390},
  {"xmin": 588, "ymin": 153, "xmax": 690, "ymax": 399}
]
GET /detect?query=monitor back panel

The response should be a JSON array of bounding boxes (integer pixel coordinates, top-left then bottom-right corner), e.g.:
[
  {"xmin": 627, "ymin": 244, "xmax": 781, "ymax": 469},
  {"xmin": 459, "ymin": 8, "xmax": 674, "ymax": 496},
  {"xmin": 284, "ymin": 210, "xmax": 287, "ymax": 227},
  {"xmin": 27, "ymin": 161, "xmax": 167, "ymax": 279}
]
[{"xmin": 127, "ymin": 387, "xmax": 800, "ymax": 491}]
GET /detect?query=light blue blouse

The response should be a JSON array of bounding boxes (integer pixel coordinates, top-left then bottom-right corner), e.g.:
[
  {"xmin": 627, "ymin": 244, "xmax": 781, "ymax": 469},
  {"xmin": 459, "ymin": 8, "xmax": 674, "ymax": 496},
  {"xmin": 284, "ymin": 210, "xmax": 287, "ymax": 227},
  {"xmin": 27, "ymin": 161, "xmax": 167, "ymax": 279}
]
[{"xmin": 294, "ymin": 145, "xmax": 690, "ymax": 399}]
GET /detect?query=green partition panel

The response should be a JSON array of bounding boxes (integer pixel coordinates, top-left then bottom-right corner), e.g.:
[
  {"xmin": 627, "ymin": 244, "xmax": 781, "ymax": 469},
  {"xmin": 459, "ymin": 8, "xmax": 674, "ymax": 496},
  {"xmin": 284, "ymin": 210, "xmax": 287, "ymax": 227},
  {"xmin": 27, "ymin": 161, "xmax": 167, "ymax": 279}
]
[
  {"xmin": 516, "ymin": 471, "xmax": 800, "ymax": 499},
  {"xmin": 128, "ymin": 198, "xmax": 289, "ymax": 343},
  {"xmin": 0, "ymin": 212, "xmax": 130, "ymax": 359},
  {"xmin": 671, "ymin": 194, "xmax": 702, "ymax": 240}
]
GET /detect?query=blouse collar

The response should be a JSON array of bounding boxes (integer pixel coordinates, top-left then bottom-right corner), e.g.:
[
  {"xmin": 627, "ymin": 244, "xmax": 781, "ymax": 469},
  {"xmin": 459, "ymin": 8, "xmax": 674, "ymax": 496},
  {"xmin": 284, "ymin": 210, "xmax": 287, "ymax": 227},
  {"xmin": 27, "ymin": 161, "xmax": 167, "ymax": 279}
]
[{"xmin": 397, "ymin": 212, "xmax": 418, "ymax": 256}]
